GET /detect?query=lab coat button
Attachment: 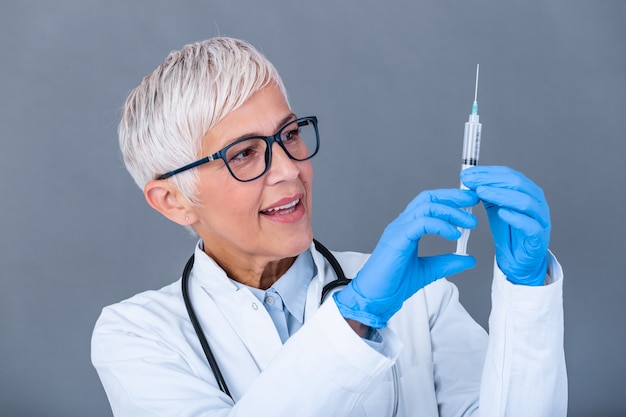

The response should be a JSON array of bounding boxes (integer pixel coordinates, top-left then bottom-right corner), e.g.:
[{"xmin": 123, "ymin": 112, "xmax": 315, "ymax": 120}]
[{"xmin": 251, "ymin": 302, "xmax": 259, "ymax": 310}]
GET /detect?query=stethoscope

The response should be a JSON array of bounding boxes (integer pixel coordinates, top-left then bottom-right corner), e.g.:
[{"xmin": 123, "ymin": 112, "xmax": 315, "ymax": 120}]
[{"xmin": 182, "ymin": 239, "xmax": 399, "ymax": 416}]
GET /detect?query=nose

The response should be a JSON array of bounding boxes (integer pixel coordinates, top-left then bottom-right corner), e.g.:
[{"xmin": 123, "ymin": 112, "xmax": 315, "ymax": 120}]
[{"xmin": 265, "ymin": 142, "xmax": 300, "ymax": 183}]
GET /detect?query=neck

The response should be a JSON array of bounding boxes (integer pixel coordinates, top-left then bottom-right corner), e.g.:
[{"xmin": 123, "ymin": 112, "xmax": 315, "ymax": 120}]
[
  {"xmin": 255, "ymin": 257, "xmax": 296, "ymax": 289},
  {"xmin": 204, "ymin": 244, "xmax": 297, "ymax": 290}
]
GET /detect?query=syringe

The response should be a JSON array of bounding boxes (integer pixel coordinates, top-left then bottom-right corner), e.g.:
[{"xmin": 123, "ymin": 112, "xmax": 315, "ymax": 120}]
[{"xmin": 455, "ymin": 64, "xmax": 482, "ymax": 256}]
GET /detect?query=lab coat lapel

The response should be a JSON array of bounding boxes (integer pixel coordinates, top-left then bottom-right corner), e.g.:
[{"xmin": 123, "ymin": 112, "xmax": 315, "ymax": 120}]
[
  {"xmin": 211, "ymin": 289, "xmax": 284, "ymax": 371},
  {"xmin": 304, "ymin": 244, "xmax": 336, "ymax": 321},
  {"xmin": 204, "ymin": 244, "xmax": 335, "ymax": 371},
  {"xmin": 192, "ymin": 247, "xmax": 284, "ymax": 372}
]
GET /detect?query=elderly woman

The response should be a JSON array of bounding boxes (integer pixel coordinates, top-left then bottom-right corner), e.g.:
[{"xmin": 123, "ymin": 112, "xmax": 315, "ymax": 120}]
[{"xmin": 92, "ymin": 37, "xmax": 567, "ymax": 417}]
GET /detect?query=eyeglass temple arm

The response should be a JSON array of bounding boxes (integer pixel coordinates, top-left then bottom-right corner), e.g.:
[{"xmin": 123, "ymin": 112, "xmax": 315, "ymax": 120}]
[{"xmin": 157, "ymin": 155, "xmax": 215, "ymax": 180}]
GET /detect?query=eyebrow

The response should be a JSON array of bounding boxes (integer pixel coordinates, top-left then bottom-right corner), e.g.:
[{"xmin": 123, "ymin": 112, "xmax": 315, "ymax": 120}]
[{"xmin": 230, "ymin": 113, "xmax": 297, "ymax": 143}]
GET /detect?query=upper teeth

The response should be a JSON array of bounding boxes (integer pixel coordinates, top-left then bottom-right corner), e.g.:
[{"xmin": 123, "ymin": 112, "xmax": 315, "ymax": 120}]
[{"xmin": 264, "ymin": 199, "xmax": 299, "ymax": 212}]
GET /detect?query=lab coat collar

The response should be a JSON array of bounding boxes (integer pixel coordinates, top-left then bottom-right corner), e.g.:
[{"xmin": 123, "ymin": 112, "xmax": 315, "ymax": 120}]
[
  {"xmin": 190, "ymin": 241, "xmax": 239, "ymax": 292},
  {"xmin": 305, "ymin": 241, "xmax": 341, "ymax": 320}
]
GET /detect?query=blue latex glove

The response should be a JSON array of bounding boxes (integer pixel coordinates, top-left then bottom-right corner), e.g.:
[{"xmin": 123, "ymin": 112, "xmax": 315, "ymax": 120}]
[
  {"xmin": 460, "ymin": 166, "xmax": 550, "ymax": 286},
  {"xmin": 334, "ymin": 189, "xmax": 479, "ymax": 328}
]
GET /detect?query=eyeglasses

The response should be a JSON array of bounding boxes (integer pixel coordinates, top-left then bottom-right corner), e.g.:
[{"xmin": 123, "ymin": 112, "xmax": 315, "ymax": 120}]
[{"xmin": 157, "ymin": 116, "xmax": 319, "ymax": 182}]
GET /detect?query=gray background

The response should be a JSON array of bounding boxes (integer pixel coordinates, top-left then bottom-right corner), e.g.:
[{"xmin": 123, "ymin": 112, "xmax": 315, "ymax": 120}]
[{"xmin": 1, "ymin": 0, "xmax": 624, "ymax": 416}]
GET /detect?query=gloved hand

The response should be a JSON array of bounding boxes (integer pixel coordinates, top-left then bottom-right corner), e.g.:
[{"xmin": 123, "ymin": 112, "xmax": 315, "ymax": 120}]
[
  {"xmin": 334, "ymin": 189, "xmax": 479, "ymax": 328},
  {"xmin": 460, "ymin": 166, "xmax": 550, "ymax": 286}
]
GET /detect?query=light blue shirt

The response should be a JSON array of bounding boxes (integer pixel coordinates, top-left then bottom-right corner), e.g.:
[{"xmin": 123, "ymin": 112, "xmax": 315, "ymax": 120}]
[{"xmin": 234, "ymin": 250, "xmax": 314, "ymax": 343}]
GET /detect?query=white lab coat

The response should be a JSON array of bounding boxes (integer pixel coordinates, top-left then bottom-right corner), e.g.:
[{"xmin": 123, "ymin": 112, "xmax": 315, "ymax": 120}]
[{"xmin": 91, "ymin": 242, "xmax": 567, "ymax": 417}]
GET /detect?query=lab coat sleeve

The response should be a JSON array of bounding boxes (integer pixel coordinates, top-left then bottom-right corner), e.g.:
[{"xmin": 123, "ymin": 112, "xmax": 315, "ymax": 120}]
[
  {"xmin": 92, "ymin": 293, "xmax": 401, "ymax": 417},
  {"xmin": 91, "ymin": 297, "xmax": 234, "ymax": 416},
  {"xmin": 424, "ymin": 252, "xmax": 566, "ymax": 417},
  {"xmin": 230, "ymin": 299, "xmax": 401, "ymax": 416},
  {"xmin": 479, "ymin": 253, "xmax": 567, "ymax": 417}
]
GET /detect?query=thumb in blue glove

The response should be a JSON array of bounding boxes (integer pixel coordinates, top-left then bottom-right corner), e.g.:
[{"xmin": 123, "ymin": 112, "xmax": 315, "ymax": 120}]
[
  {"xmin": 460, "ymin": 166, "xmax": 550, "ymax": 286},
  {"xmin": 334, "ymin": 189, "xmax": 479, "ymax": 328}
]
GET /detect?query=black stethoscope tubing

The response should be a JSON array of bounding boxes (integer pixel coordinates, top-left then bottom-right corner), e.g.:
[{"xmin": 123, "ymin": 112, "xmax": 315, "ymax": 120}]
[{"xmin": 181, "ymin": 239, "xmax": 350, "ymax": 400}]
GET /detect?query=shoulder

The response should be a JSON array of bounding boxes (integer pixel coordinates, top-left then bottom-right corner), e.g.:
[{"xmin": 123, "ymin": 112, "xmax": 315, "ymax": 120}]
[
  {"xmin": 92, "ymin": 280, "xmax": 187, "ymax": 341},
  {"xmin": 329, "ymin": 250, "xmax": 370, "ymax": 278}
]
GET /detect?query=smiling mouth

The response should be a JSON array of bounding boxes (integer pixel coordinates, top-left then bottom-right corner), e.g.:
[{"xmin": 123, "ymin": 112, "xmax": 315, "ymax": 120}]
[{"xmin": 260, "ymin": 199, "xmax": 300, "ymax": 215}]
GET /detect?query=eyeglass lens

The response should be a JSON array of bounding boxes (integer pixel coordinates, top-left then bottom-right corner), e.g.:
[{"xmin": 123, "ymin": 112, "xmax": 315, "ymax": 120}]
[{"xmin": 224, "ymin": 119, "xmax": 318, "ymax": 181}]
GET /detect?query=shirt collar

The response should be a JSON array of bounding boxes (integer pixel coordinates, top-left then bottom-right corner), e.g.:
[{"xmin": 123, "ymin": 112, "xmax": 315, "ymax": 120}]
[
  {"xmin": 231, "ymin": 249, "xmax": 316, "ymax": 325},
  {"xmin": 270, "ymin": 250, "xmax": 316, "ymax": 324}
]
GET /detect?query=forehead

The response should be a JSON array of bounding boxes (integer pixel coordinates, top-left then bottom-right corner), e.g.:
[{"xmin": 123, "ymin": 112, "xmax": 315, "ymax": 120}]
[{"xmin": 202, "ymin": 84, "xmax": 292, "ymax": 151}]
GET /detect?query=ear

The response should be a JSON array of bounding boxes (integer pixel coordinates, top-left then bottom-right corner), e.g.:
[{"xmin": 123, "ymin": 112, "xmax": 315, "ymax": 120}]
[{"xmin": 144, "ymin": 180, "xmax": 197, "ymax": 227}]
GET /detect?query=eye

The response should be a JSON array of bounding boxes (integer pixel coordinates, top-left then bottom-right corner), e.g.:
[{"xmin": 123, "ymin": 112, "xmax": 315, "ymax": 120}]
[
  {"xmin": 230, "ymin": 147, "xmax": 254, "ymax": 161},
  {"xmin": 226, "ymin": 139, "xmax": 264, "ymax": 165},
  {"xmin": 282, "ymin": 128, "xmax": 301, "ymax": 144}
]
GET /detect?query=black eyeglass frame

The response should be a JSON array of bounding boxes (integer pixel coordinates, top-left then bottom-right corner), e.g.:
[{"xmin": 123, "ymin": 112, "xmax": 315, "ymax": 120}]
[{"xmin": 157, "ymin": 116, "xmax": 319, "ymax": 182}]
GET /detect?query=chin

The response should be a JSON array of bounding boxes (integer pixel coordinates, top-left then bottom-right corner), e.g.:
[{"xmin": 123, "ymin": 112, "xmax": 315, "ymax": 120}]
[{"xmin": 280, "ymin": 230, "xmax": 313, "ymax": 258}]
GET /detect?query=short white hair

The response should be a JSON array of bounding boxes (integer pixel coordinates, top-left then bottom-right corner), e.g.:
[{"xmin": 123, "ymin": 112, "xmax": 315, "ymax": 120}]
[{"xmin": 118, "ymin": 37, "xmax": 287, "ymax": 204}]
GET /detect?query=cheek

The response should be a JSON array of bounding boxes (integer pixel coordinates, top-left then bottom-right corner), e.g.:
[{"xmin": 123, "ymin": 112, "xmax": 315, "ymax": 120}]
[
  {"xmin": 196, "ymin": 177, "xmax": 262, "ymax": 223},
  {"xmin": 300, "ymin": 161, "xmax": 314, "ymax": 189},
  {"xmin": 296, "ymin": 165, "xmax": 314, "ymax": 210},
  {"xmin": 221, "ymin": 189, "xmax": 263, "ymax": 220}
]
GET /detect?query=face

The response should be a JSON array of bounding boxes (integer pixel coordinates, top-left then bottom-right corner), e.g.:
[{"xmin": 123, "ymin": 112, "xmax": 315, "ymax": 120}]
[{"xmin": 188, "ymin": 84, "xmax": 314, "ymax": 280}]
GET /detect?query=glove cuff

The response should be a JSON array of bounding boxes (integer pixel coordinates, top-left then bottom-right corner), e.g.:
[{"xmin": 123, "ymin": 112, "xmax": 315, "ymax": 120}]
[{"xmin": 333, "ymin": 282, "xmax": 404, "ymax": 329}]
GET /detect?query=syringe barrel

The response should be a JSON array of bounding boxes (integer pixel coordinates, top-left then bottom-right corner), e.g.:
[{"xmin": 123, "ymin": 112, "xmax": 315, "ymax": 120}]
[
  {"xmin": 456, "ymin": 116, "xmax": 481, "ymax": 256},
  {"xmin": 462, "ymin": 118, "xmax": 482, "ymax": 167}
]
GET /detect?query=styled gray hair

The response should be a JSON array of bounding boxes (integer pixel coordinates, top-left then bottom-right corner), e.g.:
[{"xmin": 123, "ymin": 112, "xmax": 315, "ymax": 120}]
[{"xmin": 118, "ymin": 37, "xmax": 287, "ymax": 204}]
